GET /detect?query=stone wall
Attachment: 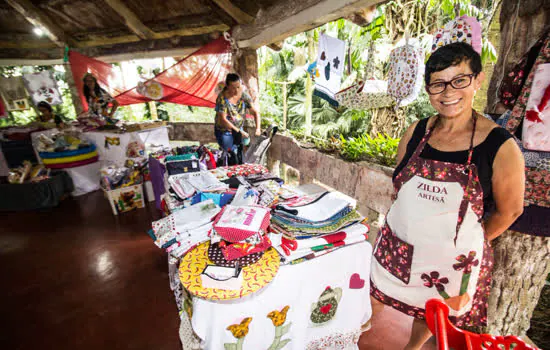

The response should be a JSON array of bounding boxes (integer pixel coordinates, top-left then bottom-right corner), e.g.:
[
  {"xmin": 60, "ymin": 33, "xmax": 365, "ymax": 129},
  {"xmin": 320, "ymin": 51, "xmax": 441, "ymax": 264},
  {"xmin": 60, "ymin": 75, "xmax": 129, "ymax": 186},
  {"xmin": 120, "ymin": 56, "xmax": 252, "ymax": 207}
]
[
  {"xmin": 168, "ymin": 122, "xmax": 217, "ymax": 144},
  {"xmin": 267, "ymin": 134, "xmax": 393, "ymax": 222}
]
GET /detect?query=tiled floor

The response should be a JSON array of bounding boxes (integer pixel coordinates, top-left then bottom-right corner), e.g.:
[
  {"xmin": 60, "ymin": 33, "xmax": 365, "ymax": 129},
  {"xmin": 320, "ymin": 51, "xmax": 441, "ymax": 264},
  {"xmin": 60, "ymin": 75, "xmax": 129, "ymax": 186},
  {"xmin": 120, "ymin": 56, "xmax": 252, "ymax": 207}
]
[{"xmin": 0, "ymin": 190, "xmax": 436, "ymax": 350}]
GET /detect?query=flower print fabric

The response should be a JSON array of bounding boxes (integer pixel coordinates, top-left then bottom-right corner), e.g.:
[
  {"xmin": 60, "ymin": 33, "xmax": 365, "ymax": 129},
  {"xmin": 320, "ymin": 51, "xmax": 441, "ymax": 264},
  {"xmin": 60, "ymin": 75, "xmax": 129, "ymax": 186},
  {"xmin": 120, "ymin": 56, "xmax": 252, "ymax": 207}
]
[{"xmin": 214, "ymin": 91, "xmax": 252, "ymax": 130}]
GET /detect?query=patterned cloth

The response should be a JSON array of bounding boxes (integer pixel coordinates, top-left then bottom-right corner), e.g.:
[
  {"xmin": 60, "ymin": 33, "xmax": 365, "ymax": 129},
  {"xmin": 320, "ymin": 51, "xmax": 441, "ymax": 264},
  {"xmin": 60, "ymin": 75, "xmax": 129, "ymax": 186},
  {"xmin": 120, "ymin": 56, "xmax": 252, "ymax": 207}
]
[
  {"xmin": 431, "ymin": 15, "xmax": 482, "ymax": 54},
  {"xmin": 87, "ymin": 88, "xmax": 115, "ymax": 118},
  {"xmin": 214, "ymin": 91, "xmax": 252, "ymax": 130},
  {"xmin": 387, "ymin": 42, "xmax": 425, "ymax": 107},
  {"xmin": 313, "ymin": 34, "xmax": 346, "ymax": 106},
  {"xmin": 22, "ymin": 71, "xmax": 63, "ymax": 106}
]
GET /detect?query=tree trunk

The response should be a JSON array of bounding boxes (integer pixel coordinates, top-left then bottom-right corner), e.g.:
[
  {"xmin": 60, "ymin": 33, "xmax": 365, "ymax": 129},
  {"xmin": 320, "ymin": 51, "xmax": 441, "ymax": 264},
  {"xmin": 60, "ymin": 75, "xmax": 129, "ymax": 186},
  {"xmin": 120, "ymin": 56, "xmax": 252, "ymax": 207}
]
[
  {"xmin": 485, "ymin": 0, "xmax": 550, "ymax": 113},
  {"xmin": 487, "ymin": 230, "xmax": 550, "ymax": 336},
  {"xmin": 304, "ymin": 30, "xmax": 316, "ymax": 137}
]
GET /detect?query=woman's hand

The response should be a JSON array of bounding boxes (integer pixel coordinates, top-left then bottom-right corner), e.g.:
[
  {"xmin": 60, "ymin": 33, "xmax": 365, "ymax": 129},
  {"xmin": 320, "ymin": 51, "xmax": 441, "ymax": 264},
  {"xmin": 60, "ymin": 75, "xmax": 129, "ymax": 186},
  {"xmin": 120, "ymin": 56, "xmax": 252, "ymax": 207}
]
[
  {"xmin": 241, "ymin": 130, "xmax": 250, "ymax": 139},
  {"xmin": 255, "ymin": 127, "xmax": 261, "ymax": 136}
]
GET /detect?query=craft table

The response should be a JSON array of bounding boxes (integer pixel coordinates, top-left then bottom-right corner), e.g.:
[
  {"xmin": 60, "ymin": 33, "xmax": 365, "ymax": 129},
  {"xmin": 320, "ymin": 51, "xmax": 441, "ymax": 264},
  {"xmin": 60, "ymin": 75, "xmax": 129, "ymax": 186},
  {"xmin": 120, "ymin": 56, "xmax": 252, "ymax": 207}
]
[
  {"xmin": 172, "ymin": 241, "xmax": 372, "ymax": 350},
  {"xmin": 83, "ymin": 126, "xmax": 170, "ymax": 166}
]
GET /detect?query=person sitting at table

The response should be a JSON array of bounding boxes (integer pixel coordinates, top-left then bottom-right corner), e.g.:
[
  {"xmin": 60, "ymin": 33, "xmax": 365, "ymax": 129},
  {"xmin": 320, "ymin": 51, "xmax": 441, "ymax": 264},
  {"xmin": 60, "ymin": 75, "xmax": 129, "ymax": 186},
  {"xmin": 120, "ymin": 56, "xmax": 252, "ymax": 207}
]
[
  {"xmin": 83, "ymin": 73, "xmax": 119, "ymax": 123},
  {"xmin": 214, "ymin": 73, "xmax": 261, "ymax": 165},
  {"xmin": 36, "ymin": 101, "xmax": 64, "ymax": 128}
]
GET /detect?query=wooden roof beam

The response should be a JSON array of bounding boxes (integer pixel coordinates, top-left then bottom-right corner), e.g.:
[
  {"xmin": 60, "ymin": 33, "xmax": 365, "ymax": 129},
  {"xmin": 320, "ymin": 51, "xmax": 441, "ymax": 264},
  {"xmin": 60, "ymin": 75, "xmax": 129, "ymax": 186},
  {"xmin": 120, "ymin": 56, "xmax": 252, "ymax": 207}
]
[
  {"xmin": 234, "ymin": 0, "xmax": 381, "ymax": 49},
  {"xmin": 5, "ymin": 0, "xmax": 75, "ymax": 47},
  {"xmin": 210, "ymin": 0, "xmax": 254, "ymax": 25},
  {"xmin": 103, "ymin": 0, "xmax": 156, "ymax": 40}
]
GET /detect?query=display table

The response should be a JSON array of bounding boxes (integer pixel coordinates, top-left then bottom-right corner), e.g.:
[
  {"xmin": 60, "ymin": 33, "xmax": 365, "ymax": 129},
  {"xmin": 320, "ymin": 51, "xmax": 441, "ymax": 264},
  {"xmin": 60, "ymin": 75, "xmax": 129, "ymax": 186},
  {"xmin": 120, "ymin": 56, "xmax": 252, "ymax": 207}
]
[
  {"xmin": 172, "ymin": 241, "xmax": 372, "ymax": 350},
  {"xmin": 83, "ymin": 126, "xmax": 170, "ymax": 166}
]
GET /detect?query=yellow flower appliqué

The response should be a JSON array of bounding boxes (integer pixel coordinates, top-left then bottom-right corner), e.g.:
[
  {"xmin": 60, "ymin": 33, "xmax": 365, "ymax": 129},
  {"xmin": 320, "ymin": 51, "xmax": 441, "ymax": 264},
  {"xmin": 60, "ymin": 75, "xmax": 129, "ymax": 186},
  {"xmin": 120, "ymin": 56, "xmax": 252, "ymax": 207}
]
[
  {"xmin": 227, "ymin": 317, "xmax": 252, "ymax": 339},
  {"xmin": 267, "ymin": 306, "xmax": 290, "ymax": 327}
]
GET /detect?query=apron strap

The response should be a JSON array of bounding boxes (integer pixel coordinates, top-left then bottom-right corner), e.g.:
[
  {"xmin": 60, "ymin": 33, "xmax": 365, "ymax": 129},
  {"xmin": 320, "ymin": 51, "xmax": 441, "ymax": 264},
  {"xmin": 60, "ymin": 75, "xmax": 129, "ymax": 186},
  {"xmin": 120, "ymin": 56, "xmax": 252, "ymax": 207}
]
[
  {"xmin": 454, "ymin": 111, "xmax": 478, "ymax": 244},
  {"xmin": 408, "ymin": 116, "xmax": 440, "ymax": 163}
]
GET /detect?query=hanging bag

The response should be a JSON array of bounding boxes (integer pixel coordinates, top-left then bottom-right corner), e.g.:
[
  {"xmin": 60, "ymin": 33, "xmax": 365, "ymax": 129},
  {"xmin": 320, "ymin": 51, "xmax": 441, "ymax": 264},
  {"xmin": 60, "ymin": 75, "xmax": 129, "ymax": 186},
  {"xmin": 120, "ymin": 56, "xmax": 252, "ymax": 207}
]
[
  {"xmin": 334, "ymin": 41, "xmax": 394, "ymax": 110},
  {"xmin": 431, "ymin": 15, "xmax": 482, "ymax": 54},
  {"xmin": 387, "ymin": 37, "xmax": 425, "ymax": 107}
]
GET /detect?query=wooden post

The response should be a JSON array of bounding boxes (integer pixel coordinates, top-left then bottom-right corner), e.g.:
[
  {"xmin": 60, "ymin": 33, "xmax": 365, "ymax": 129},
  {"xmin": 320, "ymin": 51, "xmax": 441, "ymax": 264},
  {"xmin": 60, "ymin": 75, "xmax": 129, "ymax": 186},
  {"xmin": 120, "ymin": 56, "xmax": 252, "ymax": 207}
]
[
  {"xmin": 233, "ymin": 47, "xmax": 260, "ymax": 129},
  {"xmin": 148, "ymin": 102, "xmax": 158, "ymax": 120},
  {"xmin": 63, "ymin": 63, "xmax": 84, "ymax": 116}
]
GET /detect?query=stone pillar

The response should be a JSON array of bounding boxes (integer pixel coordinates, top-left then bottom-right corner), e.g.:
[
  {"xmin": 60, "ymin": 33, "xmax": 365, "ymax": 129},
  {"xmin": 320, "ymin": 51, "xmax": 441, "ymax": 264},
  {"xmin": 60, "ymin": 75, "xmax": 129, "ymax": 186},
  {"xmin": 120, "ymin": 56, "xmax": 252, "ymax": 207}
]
[
  {"xmin": 63, "ymin": 63, "xmax": 84, "ymax": 116},
  {"xmin": 233, "ymin": 48, "xmax": 260, "ymax": 129}
]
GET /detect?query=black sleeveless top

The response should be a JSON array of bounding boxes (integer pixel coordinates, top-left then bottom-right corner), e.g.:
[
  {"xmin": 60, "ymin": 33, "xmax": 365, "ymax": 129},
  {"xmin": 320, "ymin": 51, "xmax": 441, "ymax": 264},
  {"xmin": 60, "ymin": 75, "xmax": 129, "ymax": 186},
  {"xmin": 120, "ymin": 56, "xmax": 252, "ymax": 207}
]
[{"xmin": 393, "ymin": 117, "xmax": 513, "ymax": 213}]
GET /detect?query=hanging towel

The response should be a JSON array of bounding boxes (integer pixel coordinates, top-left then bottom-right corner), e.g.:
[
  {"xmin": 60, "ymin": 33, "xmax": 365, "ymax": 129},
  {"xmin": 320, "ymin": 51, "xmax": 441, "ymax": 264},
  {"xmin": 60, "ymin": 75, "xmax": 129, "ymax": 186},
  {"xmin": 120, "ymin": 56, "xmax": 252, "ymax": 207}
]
[
  {"xmin": 313, "ymin": 34, "xmax": 346, "ymax": 106},
  {"xmin": 0, "ymin": 76, "xmax": 29, "ymax": 111},
  {"xmin": 22, "ymin": 71, "xmax": 63, "ymax": 106}
]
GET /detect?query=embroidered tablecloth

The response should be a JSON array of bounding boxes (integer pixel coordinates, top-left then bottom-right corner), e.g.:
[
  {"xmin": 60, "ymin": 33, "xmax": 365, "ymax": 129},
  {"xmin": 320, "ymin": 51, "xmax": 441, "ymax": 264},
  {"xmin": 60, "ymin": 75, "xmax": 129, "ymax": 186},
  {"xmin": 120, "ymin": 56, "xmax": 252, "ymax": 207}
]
[{"xmin": 175, "ymin": 241, "xmax": 372, "ymax": 350}]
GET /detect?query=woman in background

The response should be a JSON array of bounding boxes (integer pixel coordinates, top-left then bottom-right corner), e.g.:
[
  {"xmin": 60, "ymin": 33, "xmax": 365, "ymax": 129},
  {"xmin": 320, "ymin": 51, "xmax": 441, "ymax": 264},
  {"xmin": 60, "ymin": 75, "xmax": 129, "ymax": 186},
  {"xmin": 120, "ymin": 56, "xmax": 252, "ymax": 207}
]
[{"xmin": 83, "ymin": 73, "xmax": 118, "ymax": 123}]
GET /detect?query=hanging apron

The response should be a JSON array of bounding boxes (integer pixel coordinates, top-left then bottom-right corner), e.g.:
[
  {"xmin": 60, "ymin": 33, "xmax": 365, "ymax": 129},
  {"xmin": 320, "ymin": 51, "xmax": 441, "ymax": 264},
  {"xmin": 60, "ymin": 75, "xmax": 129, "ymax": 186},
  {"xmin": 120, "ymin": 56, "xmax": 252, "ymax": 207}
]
[{"xmin": 370, "ymin": 113, "xmax": 493, "ymax": 328}]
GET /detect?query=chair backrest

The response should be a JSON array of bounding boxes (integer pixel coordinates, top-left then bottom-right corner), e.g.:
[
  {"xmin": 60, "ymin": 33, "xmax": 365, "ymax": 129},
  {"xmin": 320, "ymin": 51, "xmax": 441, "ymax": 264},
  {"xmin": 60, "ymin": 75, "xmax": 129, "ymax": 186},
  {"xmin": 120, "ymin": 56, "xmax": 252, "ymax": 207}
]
[{"xmin": 425, "ymin": 299, "xmax": 539, "ymax": 350}]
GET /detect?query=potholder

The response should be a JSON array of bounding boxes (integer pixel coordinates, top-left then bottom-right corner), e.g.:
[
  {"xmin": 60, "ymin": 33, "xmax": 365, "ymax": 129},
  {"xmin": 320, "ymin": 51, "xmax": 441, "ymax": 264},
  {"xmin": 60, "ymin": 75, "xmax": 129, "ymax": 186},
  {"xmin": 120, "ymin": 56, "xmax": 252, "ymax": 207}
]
[
  {"xmin": 387, "ymin": 43, "xmax": 425, "ymax": 107},
  {"xmin": 207, "ymin": 242, "xmax": 263, "ymax": 267},
  {"xmin": 431, "ymin": 15, "xmax": 482, "ymax": 54},
  {"xmin": 213, "ymin": 205, "xmax": 271, "ymax": 242},
  {"xmin": 522, "ymin": 63, "xmax": 550, "ymax": 151}
]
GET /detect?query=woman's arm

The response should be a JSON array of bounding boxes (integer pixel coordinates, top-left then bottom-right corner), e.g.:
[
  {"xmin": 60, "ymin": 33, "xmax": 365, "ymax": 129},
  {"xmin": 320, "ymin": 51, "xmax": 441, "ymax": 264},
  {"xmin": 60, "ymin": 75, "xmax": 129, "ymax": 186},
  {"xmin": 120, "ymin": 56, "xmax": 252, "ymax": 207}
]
[
  {"xmin": 484, "ymin": 138, "xmax": 525, "ymax": 241},
  {"xmin": 248, "ymin": 105, "xmax": 261, "ymax": 136},
  {"xmin": 109, "ymin": 99, "xmax": 119, "ymax": 117},
  {"xmin": 396, "ymin": 120, "xmax": 419, "ymax": 166}
]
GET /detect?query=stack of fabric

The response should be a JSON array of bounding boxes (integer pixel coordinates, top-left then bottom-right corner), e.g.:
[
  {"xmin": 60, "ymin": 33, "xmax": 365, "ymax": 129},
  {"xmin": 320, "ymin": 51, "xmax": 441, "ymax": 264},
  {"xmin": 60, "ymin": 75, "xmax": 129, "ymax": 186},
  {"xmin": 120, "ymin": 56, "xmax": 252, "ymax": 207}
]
[
  {"xmin": 270, "ymin": 191, "xmax": 369, "ymax": 264},
  {"xmin": 149, "ymin": 199, "xmax": 221, "ymax": 258}
]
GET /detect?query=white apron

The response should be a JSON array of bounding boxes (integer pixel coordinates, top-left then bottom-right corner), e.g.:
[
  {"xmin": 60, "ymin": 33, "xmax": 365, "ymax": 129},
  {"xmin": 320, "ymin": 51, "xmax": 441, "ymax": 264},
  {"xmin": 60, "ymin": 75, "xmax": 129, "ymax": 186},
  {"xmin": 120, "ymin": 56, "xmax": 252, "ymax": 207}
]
[{"xmin": 370, "ymin": 113, "xmax": 493, "ymax": 328}]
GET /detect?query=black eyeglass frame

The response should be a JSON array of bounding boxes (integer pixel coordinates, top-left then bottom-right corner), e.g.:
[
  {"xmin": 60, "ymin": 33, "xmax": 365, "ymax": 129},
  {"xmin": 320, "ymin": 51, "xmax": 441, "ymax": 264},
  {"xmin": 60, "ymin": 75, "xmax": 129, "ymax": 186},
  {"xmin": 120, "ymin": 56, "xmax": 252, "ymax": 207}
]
[{"xmin": 425, "ymin": 73, "xmax": 478, "ymax": 95}]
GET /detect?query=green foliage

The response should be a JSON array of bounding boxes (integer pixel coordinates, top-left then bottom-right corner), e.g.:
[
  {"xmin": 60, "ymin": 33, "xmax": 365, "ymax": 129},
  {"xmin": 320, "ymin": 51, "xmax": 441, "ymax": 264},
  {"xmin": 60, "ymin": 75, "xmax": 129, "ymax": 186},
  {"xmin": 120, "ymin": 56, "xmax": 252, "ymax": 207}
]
[{"xmin": 340, "ymin": 133, "xmax": 399, "ymax": 166}]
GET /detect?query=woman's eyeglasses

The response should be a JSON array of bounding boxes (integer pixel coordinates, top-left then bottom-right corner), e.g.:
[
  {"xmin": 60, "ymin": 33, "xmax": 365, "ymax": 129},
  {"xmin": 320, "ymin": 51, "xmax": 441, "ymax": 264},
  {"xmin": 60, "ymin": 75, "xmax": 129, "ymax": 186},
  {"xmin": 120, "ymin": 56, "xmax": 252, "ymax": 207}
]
[{"xmin": 426, "ymin": 74, "xmax": 477, "ymax": 95}]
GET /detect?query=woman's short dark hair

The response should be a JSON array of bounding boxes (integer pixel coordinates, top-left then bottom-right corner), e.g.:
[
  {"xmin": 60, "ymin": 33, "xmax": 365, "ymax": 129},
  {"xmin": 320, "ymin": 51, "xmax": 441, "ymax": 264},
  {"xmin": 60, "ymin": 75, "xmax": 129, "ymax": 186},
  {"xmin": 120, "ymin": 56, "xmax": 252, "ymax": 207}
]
[
  {"xmin": 225, "ymin": 73, "xmax": 241, "ymax": 86},
  {"xmin": 37, "ymin": 101, "xmax": 53, "ymax": 112},
  {"xmin": 425, "ymin": 42, "xmax": 482, "ymax": 84}
]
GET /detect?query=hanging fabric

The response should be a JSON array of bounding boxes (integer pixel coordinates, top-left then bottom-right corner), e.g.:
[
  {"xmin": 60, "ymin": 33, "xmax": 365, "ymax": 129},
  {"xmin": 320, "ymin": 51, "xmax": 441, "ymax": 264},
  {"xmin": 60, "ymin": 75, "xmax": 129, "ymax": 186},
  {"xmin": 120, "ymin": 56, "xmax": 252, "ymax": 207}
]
[
  {"xmin": 313, "ymin": 33, "xmax": 346, "ymax": 106},
  {"xmin": 431, "ymin": 15, "xmax": 482, "ymax": 54},
  {"xmin": 69, "ymin": 36, "xmax": 232, "ymax": 110},
  {"xmin": 387, "ymin": 36, "xmax": 425, "ymax": 107},
  {"xmin": 0, "ymin": 76, "xmax": 30, "ymax": 111},
  {"xmin": 23, "ymin": 71, "xmax": 63, "ymax": 106},
  {"xmin": 334, "ymin": 41, "xmax": 394, "ymax": 110},
  {"xmin": 522, "ymin": 63, "xmax": 550, "ymax": 151}
]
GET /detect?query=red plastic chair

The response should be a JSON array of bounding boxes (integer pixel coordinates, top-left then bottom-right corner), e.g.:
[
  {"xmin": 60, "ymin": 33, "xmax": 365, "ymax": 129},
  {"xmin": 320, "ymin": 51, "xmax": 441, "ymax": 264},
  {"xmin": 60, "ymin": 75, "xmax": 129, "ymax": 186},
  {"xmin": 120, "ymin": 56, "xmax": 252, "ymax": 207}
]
[{"xmin": 425, "ymin": 299, "xmax": 539, "ymax": 350}]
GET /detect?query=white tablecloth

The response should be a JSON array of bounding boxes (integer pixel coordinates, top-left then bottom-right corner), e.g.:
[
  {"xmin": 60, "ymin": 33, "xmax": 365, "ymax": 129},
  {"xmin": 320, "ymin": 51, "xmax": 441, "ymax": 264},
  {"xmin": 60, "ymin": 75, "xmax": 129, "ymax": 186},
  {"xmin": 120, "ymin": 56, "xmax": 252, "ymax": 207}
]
[
  {"xmin": 83, "ymin": 126, "xmax": 170, "ymax": 166},
  {"xmin": 180, "ymin": 241, "xmax": 372, "ymax": 350},
  {"xmin": 64, "ymin": 162, "xmax": 101, "ymax": 196}
]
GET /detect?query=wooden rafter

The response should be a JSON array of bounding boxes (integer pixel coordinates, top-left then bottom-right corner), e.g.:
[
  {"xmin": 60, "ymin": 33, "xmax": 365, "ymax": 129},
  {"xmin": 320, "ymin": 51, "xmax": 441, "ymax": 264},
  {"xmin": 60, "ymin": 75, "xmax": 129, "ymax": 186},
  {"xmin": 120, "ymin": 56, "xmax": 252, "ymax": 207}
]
[
  {"xmin": 103, "ymin": 0, "xmax": 156, "ymax": 40},
  {"xmin": 5, "ymin": 0, "xmax": 75, "ymax": 47},
  {"xmin": 210, "ymin": 0, "xmax": 254, "ymax": 24}
]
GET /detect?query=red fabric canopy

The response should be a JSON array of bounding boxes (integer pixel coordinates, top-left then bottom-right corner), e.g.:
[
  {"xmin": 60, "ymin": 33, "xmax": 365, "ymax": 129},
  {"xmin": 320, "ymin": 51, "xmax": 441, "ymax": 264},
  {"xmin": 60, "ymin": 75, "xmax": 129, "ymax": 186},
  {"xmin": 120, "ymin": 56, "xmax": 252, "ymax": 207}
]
[{"xmin": 69, "ymin": 36, "xmax": 232, "ymax": 111}]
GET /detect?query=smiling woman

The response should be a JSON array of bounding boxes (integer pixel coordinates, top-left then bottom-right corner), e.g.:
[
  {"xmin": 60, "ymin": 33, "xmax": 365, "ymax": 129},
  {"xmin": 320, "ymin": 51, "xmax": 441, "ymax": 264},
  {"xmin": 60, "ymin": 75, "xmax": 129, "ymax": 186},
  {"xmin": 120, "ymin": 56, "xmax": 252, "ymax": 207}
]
[{"xmin": 368, "ymin": 42, "xmax": 525, "ymax": 350}]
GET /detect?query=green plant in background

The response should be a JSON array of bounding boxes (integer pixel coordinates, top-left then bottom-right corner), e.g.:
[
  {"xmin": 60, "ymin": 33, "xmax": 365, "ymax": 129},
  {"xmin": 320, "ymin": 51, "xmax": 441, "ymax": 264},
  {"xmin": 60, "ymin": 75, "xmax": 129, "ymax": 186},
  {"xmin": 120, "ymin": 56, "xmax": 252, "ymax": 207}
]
[{"xmin": 340, "ymin": 133, "xmax": 399, "ymax": 166}]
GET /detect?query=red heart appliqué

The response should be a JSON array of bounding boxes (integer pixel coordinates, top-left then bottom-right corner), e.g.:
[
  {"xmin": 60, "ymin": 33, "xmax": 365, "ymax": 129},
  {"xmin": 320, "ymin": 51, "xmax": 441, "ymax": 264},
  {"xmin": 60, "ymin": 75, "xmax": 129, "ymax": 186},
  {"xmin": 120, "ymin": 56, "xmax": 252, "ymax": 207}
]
[
  {"xmin": 349, "ymin": 273, "xmax": 365, "ymax": 289},
  {"xmin": 320, "ymin": 304, "xmax": 332, "ymax": 314}
]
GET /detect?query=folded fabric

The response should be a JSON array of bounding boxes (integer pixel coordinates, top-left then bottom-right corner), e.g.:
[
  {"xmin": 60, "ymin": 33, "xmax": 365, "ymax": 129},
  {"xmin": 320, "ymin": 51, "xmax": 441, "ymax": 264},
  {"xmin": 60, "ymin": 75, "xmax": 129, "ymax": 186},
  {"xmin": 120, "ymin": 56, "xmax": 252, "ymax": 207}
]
[
  {"xmin": 152, "ymin": 199, "xmax": 221, "ymax": 248},
  {"xmin": 165, "ymin": 222, "xmax": 213, "ymax": 258},
  {"xmin": 219, "ymin": 234, "xmax": 272, "ymax": 261},
  {"xmin": 191, "ymin": 192, "xmax": 234, "ymax": 207},
  {"xmin": 282, "ymin": 232, "xmax": 368, "ymax": 263},
  {"xmin": 224, "ymin": 164, "xmax": 269, "ymax": 178},
  {"xmin": 273, "ymin": 210, "xmax": 362, "ymax": 237},
  {"xmin": 44, "ymin": 156, "xmax": 99, "ymax": 169},
  {"xmin": 207, "ymin": 242, "xmax": 263, "ymax": 267},
  {"xmin": 273, "ymin": 206, "xmax": 353, "ymax": 227},
  {"xmin": 166, "ymin": 153, "xmax": 199, "ymax": 161},
  {"xmin": 168, "ymin": 174, "xmax": 196, "ymax": 199},
  {"xmin": 272, "ymin": 222, "xmax": 369, "ymax": 257},
  {"xmin": 41, "ymin": 150, "xmax": 98, "ymax": 164},
  {"xmin": 230, "ymin": 185, "xmax": 259, "ymax": 206},
  {"xmin": 275, "ymin": 191, "xmax": 355, "ymax": 222},
  {"xmin": 39, "ymin": 144, "xmax": 96, "ymax": 158},
  {"xmin": 188, "ymin": 172, "xmax": 229, "ymax": 192}
]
